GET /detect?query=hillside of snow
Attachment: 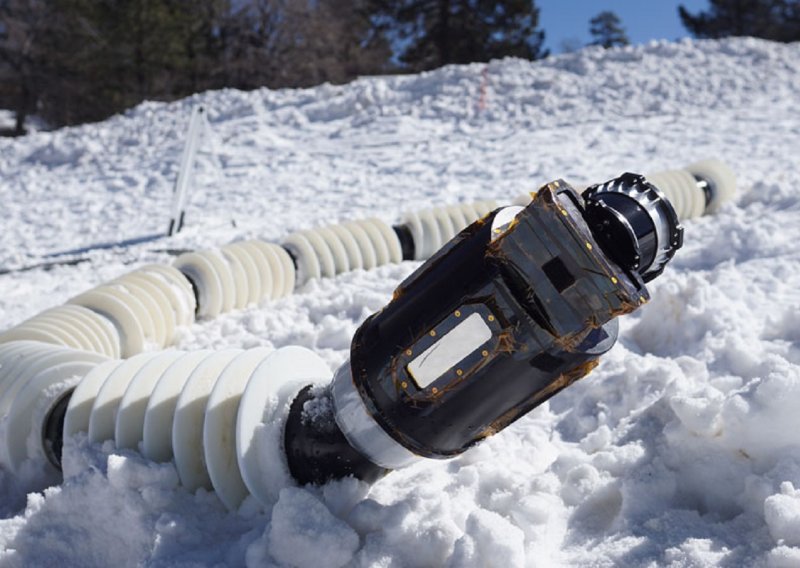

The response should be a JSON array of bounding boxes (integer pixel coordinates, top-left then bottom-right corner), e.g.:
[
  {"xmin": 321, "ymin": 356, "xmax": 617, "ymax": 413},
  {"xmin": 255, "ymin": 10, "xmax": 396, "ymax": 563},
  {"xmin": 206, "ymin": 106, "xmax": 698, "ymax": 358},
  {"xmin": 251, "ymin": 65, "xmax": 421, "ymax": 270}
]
[{"xmin": 1, "ymin": 37, "xmax": 800, "ymax": 566}]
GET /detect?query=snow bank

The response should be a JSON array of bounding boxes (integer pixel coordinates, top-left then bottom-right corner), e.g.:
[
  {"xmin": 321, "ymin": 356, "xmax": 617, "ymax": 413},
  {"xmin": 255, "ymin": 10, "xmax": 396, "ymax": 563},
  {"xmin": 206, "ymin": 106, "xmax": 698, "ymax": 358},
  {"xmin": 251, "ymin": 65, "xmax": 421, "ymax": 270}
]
[{"xmin": 1, "ymin": 37, "xmax": 800, "ymax": 566}]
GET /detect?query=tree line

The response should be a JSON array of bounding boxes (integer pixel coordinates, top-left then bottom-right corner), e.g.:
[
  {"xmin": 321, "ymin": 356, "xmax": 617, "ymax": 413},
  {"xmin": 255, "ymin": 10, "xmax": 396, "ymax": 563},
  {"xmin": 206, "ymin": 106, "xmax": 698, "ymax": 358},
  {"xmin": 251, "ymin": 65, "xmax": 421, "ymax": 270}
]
[{"xmin": 0, "ymin": 0, "xmax": 798, "ymax": 135}]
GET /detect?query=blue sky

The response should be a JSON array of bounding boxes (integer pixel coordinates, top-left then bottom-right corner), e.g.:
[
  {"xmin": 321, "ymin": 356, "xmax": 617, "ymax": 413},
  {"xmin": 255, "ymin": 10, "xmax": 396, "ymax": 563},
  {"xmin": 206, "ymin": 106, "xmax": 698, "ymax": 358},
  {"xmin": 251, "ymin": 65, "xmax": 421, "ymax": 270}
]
[{"xmin": 537, "ymin": 0, "xmax": 711, "ymax": 52}]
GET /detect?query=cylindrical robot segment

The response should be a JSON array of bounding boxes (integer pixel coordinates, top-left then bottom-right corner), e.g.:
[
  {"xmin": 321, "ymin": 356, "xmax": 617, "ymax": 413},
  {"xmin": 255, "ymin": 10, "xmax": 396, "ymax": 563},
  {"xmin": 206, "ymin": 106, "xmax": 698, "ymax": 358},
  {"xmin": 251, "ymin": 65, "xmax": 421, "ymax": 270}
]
[{"xmin": 331, "ymin": 181, "xmax": 649, "ymax": 463}]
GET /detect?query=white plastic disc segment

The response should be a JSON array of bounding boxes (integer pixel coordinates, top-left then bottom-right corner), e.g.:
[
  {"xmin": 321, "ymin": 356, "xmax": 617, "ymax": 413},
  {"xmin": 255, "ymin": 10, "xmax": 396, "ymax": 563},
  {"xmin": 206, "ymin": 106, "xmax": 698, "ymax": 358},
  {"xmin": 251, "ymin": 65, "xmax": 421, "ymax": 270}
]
[
  {"xmin": 6, "ymin": 360, "xmax": 101, "ymax": 474},
  {"xmin": 301, "ymin": 229, "xmax": 337, "ymax": 278},
  {"xmin": 283, "ymin": 232, "xmax": 321, "ymax": 285},
  {"xmin": 33, "ymin": 313, "xmax": 97, "ymax": 353},
  {"xmin": 0, "ymin": 342, "xmax": 61, "ymax": 411},
  {"xmin": 29, "ymin": 319, "xmax": 87, "ymax": 350},
  {"xmin": 0, "ymin": 341, "xmax": 33, "ymax": 356},
  {"xmin": 236, "ymin": 346, "xmax": 330, "ymax": 506},
  {"xmin": 88, "ymin": 352, "xmax": 162, "ymax": 443},
  {"xmin": 0, "ymin": 346, "xmax": 105, "ymax": 421},
  {"xmin": 433, "ymin": 207, "xmax": 457, "ymax": 243},
  {"xmin": 203, "ymin": 347, "xmax": 274, "ymax": 510},
  {"xmin": 662, "ymin": 171, "xmax": 688, "ymax": 219},
  {"xmin": 223, "ymin": 244, "xmax": 262, "ymax": 306},
  {"xmin": 329, "ymin": 224, "xmax": 363, "ymax": 271},
  {"xmin": 138, "ymin": 264, "xmax": 197, "ymax": 325},
  {"xmin": 342, "ymin": 222, "xmax": 377, "ymax": 269},
  {"xmin": 114, "ymin": 351, "xmax": 185, "ymax": 450},
  {"xmin": 369, "ymin": 218, "xmax": 403, "ymax": 264},
  {"xmin": 474, "ymin": 200, "xmax": 498, "ymax": 216},
  {"xmin": 118, "ymin": 274, "xmax": 177, "ymax": 346},
  {"xmin": 132, "ymin": 270, "xmax": 191, "ymax": 329},
  {"xmin": 417, "ymin": 210, "xmax": 443, "ymax": 259},
  {"xmin": 64, "ymin": 359, "xmax": 124, "ymax": 437},
  {"xmin": 59, "ymin": 304, "xmax": 121, "ymax": 358},
  {"xmin": 142, "ymin": 264, "xmax": 195, "ymax": 301},
  {"xmin": 0, "ymin": 322, "xmax": 71, "ymax": 350},
  {"xmin": 102, "ymin": 285, "xmax": 157, "ymax": 346},
  {"xmin": 0, "ymin": 340, "xmax": 51, "ymax": 370},
  {"xmin": 0, "ymin": 341, "xmax": 39, "ymax": 369},
  {"xmin": 446, "ymin": 205, "xmax": 469, "ymax": 231},
  {"xmin": 238, "ymin": 242, "xmax": 273, "ymax": 301},
  {"xmin": 235, "ymin": 244, "xmax": 264, "ymax": 305},
  {"xmin": 357, "ymin": 220, "xmax": 390, "ymax": 266},
  {"xmin": 685, "ymin": 158, "xmax": 737, "ymax": 213},
  {"xmin": 114, "ymin": 280, "xmax": 167, "ymax": 348},
  {"xmin": 316, "ymin": 226, "xmax": 350, "ymax": 274},
  {"xmin": 201, "ymin": 250, "xmax": 237, "ymax": 314},
  {"xmin": 459, "ymin": 202, "xmax": 481, "ymax": 222},
  {"xmin": 220, "ymin": 247, "xmax": 250, "ymax": 310},
  {"xmin": 273, "ymin": 245, "xmax": 296, "ymax": 298},
  {"xmin": 142, "ymin": 350, "xmax": 212, "ymax": 462},
  {"xmin": 174, "ymin": 252, "xmax": 224, "ymax": 319},
  {"xmin": 172, "ymin": 349, "xmax": 241, "ymax": 492},
  {"xmin": 402, "ymin": 210, "xmax": 424, "ymax": 261},
  {"xmin": 69, "ymin": 289, "xmax": 146, "ymax": 358},
  {"xmin": 247, "ymin": 240, "xmax": 288, "ymax": 299}
]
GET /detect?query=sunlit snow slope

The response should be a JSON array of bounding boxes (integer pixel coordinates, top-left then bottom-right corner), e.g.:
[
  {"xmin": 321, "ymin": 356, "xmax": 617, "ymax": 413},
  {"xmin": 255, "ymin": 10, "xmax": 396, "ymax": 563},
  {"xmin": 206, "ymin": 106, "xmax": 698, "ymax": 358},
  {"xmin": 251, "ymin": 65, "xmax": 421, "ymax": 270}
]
[{"xmin": 1, "ymin": 37, "xmax": 800, "ymax": 567}]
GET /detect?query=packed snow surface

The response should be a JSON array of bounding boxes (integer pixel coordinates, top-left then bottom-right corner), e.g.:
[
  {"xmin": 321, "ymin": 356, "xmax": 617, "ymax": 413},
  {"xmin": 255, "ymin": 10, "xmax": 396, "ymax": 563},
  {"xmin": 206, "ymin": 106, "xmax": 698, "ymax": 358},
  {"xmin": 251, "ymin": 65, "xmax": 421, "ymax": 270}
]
[{"xmin": 1, "ymin": 37, "xmax": 800, "ymax": 566}]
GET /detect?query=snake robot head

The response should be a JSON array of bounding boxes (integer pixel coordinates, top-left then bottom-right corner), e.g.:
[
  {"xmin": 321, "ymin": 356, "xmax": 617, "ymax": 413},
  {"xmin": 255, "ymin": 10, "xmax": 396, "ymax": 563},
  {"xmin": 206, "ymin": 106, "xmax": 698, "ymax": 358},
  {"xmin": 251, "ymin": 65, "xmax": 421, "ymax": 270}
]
[{"xmin": 286, "ymin": 172, "xmax": 683, "ymax": 485}]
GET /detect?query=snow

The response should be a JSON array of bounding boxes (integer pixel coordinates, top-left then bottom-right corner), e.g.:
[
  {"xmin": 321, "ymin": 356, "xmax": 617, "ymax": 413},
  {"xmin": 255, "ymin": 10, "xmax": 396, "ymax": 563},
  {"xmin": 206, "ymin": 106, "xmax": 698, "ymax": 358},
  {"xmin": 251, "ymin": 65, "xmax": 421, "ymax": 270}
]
[{"xmin": 1, "ymin": 36, "xmax": 800, "ymax": 566}]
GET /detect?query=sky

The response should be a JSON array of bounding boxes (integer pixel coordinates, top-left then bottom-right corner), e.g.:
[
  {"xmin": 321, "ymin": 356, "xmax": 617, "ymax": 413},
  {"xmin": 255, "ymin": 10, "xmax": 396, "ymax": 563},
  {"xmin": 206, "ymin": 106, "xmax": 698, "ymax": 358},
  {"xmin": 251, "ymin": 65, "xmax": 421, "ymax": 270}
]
[{"xmin": 537, "ymin": 0, "xmax": 711, "ymax": 53}]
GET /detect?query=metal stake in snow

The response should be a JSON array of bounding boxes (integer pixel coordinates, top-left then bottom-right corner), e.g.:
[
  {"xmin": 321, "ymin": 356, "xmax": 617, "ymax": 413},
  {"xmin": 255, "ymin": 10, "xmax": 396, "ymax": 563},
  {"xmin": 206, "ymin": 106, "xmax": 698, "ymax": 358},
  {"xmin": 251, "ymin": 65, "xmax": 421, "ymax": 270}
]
[{"xmin": 167, "ymin": 105, "xmax": 208, "ymax": 237}]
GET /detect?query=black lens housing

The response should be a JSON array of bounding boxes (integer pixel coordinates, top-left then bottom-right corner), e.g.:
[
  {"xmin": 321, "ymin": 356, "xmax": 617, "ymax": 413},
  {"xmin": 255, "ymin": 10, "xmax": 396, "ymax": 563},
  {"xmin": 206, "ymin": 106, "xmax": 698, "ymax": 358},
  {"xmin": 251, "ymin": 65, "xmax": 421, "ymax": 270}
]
[{"xmin": 582, "ymin": 173, "xmax": 683, "ymax": 283}]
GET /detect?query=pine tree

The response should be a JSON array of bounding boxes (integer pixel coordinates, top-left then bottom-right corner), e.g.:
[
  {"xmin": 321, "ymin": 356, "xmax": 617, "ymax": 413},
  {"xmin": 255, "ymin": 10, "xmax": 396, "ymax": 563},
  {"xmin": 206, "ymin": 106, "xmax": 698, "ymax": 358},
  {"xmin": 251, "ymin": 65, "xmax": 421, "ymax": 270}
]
[
  {"xmin": 0, "ymin": 0, "xmax": 50, "ymax": 134},
  {"xmin": 371, "ymin": 0, "xmax": 548, "ymax": 72},
  {"xmin": 589, "ymin": 11, "xmax": 629, "ymax": 48},
  {"xmin": 679, "ymin": 0, "xmax": 800, "ymax": 42},
  {"xmin": 218, "ymin": 0, "xmax": 391, "ymax": 91}
]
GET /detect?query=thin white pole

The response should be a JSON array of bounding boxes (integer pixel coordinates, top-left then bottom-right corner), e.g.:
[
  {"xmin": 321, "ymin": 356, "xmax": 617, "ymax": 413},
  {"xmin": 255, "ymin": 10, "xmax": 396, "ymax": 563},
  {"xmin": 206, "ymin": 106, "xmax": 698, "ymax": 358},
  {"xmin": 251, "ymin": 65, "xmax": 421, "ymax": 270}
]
[{"xmin": 167, "ymin": 105, "xmax": 208, "ymax": 236}]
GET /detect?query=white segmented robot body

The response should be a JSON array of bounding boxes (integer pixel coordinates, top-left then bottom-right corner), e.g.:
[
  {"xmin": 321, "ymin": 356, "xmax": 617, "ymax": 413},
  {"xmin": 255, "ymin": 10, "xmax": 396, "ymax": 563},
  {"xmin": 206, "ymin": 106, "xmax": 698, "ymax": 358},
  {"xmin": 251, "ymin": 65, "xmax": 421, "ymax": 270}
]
[
  {"xmin": 645, "ymin": 169, "xmax": 704, "ymax": 220},
  {"xmin": 646, "ymin": 159, "xmax": 736, "ymax": 220},
  {"xmin": 402, "ymin": 200, "xmax": 498, "ymax": 260},
  {"xmin": 0, "ymin": 167, "xmax": 732, "ymax": 361},
  {"xmin": 283, "ymin": 218, "xmax": 402, "ymax": 286},
  {"xmin": 0, "ymin": 305, "xmax": 121, "ymax": 358},
  {"xmin": 342, "ymin": 221, "xmax": 378, "ymax": 269},
  {"xmin": 0, "ymin": 342, "xmax": 329, "ymax": 509},
  {"xmin": 203, "ymin": 250, "xmax": 238, "ymax": 314},
  {"xmin": 203, "ymin": 346, "xmax": 273, "ymax": 509},
  {"xmin": 6, "ymin": 359, "xmax": 99, "ymax": 472},
  {"xmin": 142, "ymin": 350, "xmax": 213, "ymax": 462},
  {"xmin": 510, "ymin": 160, "xmax": 736, "ymax": 222},
  {"xmin": 222, "ymin": 244, "xmax": 260, "ymax": 307},
  {"xmin": 136, "ymin": 264, "xmax": 197, "ymax": 327},
  {"xmin": 173, "ymin": 252, "xmax": 225, "ymax": 318},
  {"xmin": 174, "ymin": 241, "xmax": 294, "ymax": 318},
  {"xmin": 114, "ymin": 351, "xmax": 186, "ymax": 450},
  {"xmin": 61, "ymin": 265, "xmax": 196, "ymax": 358},
  {"xmin": 63, "ymin": 359, "xmax": 123, "ymax": 438},
  {"xmin": 684, "ymin": 158, "xmax": 737, "ymax": 214},
  {"xmin": 0, "ymin": 341, "xmax": 109, "ymax": 475},
  {"xmin": 234, "ymin": 346, "xmax": 330, "ymax": 505},
  {"xmin": 355, "ymin": 219, "xmax": 391, "ymax": 266},
  {"xmin": 172, "ymin": 349, "xmax": 242, "ymax": 492},
  {"xmin": 87, "ymin": 352, "xmax": 165, "ymax": 443}
]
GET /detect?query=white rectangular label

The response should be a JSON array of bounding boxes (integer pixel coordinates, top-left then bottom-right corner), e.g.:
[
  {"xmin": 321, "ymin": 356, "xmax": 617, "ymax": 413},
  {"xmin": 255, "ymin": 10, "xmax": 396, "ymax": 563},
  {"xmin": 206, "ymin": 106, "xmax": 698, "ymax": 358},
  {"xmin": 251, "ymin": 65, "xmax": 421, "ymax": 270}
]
[{"xmin": 407, "ymin": 313, "xmax": 492, "ymax": 388}]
